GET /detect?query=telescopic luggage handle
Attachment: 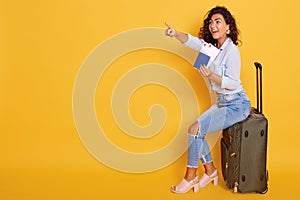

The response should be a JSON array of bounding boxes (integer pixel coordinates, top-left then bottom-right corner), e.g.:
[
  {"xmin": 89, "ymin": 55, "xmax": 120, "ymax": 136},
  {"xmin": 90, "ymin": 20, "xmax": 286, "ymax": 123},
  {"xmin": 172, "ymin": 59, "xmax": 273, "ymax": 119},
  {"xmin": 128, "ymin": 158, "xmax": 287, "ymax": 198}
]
[{"xmin": 254, "ymin": 62, "xmax": 263, "ymax": 114}]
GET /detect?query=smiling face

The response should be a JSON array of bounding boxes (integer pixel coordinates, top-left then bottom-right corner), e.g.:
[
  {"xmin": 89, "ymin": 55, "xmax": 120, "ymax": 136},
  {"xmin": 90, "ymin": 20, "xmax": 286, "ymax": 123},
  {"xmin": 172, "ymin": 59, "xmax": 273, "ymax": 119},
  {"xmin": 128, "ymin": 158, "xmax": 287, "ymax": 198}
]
[{"xmin": 209, "ymin": 13, "xmax": 230, "ymax": 48}]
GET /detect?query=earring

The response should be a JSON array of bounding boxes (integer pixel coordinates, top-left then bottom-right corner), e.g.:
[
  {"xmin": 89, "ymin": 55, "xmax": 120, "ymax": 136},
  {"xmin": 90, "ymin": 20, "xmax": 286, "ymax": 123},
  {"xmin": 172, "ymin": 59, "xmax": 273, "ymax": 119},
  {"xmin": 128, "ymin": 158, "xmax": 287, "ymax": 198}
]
[{"xmin": 226, "ymin": 29, "xmax": 230, "ymax": 34}]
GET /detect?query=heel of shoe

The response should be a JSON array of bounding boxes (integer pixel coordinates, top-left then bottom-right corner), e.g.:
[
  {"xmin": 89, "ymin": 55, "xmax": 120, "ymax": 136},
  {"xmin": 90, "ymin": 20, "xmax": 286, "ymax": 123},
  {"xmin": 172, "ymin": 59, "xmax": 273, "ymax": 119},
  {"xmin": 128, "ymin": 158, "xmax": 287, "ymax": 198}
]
[
  {"xmin": 193, "ymin": 183, "xmax": 200, "ymax": 192},
  {"xmin": 213, "ymin": 176, "xmax": 218, "ymax": 186}
]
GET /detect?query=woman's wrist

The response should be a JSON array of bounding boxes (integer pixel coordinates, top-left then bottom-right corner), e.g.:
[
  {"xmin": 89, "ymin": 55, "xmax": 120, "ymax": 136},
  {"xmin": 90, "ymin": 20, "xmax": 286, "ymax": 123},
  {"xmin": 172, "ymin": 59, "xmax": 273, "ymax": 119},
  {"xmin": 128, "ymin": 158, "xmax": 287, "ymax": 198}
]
[
  {"xmin": 175, "ymin": 32, "xmax": 188, "ymax": 43},
  {"xmin": 172, "ymin": 30, "xmax": 178, "ymax": 37},
  {"xmin": 208, "ymin": 72, "xmax": 222, "ymax": 86}
]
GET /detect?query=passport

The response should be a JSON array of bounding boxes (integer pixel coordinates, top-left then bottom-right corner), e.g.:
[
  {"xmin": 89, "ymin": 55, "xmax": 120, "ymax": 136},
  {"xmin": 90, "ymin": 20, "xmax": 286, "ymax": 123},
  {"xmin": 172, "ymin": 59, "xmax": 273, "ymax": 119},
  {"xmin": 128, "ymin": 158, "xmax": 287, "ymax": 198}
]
[
  {"xmin": 193, "ymin": 42, "xmax": 220, "ymax": 69},
  {"xmin": 193, "ymin": 52, "xmax": 210, "ymax": 69}
]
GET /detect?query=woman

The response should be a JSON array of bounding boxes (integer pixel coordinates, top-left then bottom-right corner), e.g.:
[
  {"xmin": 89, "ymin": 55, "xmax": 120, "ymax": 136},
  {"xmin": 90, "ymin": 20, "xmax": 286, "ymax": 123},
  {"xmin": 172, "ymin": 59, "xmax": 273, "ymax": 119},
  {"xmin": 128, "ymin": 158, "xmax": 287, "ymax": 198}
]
[{"xmin": 165, "ymin": 6, "xmax": 251, "ymax": 193}]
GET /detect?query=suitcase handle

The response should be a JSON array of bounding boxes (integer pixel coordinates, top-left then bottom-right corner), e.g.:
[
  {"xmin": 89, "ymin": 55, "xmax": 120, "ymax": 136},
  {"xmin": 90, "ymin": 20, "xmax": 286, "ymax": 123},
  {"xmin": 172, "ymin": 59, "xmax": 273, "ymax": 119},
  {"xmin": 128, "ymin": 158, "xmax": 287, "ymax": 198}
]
[{"xmin": 254, "ymin": 62, "xmax": 263, "ymax": 114}]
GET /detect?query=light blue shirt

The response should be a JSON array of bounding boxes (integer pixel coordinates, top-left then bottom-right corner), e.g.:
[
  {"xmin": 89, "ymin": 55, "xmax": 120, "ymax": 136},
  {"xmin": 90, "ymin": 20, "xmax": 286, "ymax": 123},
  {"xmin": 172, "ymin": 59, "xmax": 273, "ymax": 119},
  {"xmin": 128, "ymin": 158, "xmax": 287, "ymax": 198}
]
[{"xmin": 184, "ymin": 33, "xmax": 243, "ymax": 94}]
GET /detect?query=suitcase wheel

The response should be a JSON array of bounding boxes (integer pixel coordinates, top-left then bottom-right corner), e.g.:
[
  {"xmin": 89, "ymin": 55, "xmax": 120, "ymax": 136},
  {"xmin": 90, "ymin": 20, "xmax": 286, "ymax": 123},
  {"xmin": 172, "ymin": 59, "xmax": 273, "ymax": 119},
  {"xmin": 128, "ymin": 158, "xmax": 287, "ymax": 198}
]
[
  {"xmin": 259, "ymin": 186, "xmax": 268, "ymax": 194},
  {"xmin": 258, "ymin": 170, "xmax": 269, "ymax": 194}
]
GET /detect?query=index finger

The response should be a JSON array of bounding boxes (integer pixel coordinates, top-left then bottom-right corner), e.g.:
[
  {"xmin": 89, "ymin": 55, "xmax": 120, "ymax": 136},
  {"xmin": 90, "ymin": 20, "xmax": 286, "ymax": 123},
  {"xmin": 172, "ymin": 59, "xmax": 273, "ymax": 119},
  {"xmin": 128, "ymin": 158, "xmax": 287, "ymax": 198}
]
[{"xmin": 165, "ymin": 22, "xmax": 173, "ymax": 29}]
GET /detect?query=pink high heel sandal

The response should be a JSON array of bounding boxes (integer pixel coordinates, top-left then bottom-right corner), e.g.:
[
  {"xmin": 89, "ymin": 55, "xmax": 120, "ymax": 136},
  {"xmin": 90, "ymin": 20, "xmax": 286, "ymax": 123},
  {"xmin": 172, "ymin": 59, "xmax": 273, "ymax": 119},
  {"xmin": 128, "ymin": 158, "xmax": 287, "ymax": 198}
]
[
  {"xmin": 199, "ymin": 169, "xmax": 218, "ymax": 188},
  {"xmin": 171, "ymin": 176, "xmax": 199, "ymax": 194}
]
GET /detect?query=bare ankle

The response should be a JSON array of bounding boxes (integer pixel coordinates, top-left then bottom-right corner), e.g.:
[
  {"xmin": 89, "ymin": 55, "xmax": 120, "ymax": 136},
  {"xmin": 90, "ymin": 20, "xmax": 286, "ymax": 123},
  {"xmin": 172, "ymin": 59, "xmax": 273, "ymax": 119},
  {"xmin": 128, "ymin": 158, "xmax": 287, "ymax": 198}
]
[
  {"xmin": 184, "ymin": 167, "xmax": 198, "ymax": 181},
  {"xmin": 204, "ymin": 163, "xmax": 216, "ymax": 175},
  {"xmin": 184, "ymin": 174, "xmax": 196, "ymax": 181},
  {"xmin": 205, "ymin": 168, "xmax": 216, "ymax": 176}
]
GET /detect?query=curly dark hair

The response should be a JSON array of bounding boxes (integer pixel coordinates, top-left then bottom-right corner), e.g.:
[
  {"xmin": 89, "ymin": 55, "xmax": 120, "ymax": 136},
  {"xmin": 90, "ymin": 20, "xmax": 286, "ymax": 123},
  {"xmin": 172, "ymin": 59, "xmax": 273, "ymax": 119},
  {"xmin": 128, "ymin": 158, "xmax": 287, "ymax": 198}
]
[{"xmin": 198, "ymin": 6, "xmax": 241, "ymax": 46}]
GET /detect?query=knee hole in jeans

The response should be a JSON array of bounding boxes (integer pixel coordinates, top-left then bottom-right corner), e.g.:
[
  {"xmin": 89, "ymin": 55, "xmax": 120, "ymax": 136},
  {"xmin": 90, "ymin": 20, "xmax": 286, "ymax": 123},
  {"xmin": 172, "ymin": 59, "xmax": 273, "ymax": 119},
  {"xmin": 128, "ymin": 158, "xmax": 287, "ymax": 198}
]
[{"xmin": 188, "ymin": 121, "xmax": 200, "ymax": 135}]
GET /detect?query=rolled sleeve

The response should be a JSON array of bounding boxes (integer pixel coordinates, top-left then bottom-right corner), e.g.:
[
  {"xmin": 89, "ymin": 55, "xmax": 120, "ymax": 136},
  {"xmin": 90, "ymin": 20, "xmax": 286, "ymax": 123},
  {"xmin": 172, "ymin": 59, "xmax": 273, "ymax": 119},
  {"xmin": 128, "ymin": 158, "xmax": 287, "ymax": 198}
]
[{"xmin": 183, "ymin": 33, "xmax": 204, "ymax": 51}]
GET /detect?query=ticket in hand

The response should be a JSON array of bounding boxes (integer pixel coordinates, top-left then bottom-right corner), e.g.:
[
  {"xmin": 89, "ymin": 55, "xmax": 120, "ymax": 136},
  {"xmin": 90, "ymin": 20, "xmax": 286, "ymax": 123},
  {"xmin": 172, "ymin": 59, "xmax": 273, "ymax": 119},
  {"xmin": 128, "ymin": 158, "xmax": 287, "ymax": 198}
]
[{"xmin": 194, "ymin": 42, "xmax": 220, "ymax": 69}]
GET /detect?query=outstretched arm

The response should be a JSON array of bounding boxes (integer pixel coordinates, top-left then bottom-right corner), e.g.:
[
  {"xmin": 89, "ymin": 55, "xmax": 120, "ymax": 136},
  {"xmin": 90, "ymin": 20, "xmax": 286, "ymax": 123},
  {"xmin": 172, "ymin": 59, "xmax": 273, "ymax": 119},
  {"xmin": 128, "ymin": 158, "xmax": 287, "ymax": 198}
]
[
  {"xmin": 165, "ymin": 22, "xmax": 188, "ymax": 43},
  {"xmin": 165, "ymin": 22, "xmax": 203, "ymax": 51}
]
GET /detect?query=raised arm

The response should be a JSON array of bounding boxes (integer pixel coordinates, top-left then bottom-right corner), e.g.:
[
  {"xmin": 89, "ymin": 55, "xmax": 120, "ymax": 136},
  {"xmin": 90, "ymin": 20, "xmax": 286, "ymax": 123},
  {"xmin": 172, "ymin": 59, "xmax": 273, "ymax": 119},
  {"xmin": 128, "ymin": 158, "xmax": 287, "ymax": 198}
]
[
  {"xmin": 165, "ymin": 22, "xmax": 204, "ymax": 51},
  {"xmin": 165, "ymin": 22, "xmax": 188, "ymax": 43}
]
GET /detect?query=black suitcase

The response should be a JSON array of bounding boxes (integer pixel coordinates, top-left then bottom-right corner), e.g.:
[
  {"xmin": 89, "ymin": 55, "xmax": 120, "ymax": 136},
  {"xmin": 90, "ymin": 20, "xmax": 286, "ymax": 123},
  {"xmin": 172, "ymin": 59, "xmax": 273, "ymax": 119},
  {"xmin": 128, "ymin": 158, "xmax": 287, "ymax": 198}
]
[{"xmin": 221, "ymin": 62, "xmax": 268, "ymax": 194}]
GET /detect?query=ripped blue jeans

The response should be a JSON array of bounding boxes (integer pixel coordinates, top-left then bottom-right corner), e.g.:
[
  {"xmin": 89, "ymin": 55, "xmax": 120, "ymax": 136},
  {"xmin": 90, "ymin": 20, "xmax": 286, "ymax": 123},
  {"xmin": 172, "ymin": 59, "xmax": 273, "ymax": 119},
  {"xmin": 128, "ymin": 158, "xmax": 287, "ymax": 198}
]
[{"xmin": 187, "ymin": 91, "xmax": 251, "ymax": 168}]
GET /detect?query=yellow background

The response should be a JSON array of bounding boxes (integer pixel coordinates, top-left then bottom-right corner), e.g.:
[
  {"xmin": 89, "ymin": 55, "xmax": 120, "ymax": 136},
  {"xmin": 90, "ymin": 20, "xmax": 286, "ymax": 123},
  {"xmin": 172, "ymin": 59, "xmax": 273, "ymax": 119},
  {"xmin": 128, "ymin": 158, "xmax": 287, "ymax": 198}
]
[{"xmin": 1, "ymin": 0, "xmax": 300, "ymax": 199}]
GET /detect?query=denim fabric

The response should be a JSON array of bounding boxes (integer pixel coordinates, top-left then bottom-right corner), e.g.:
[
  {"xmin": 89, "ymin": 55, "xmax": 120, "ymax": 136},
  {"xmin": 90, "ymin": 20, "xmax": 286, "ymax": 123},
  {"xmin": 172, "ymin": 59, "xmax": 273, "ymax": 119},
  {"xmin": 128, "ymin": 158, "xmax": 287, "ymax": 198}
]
[{"xmin": 187, "ymin": 91, "xmax": 251, "ymax": 168}]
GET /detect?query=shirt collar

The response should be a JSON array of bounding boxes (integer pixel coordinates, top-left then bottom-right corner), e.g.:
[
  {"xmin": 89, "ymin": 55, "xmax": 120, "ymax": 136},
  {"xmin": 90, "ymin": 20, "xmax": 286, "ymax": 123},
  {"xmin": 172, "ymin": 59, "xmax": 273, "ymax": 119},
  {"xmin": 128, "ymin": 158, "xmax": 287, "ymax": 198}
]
[{"xmin": 219, "ymin": 37, "xmax": 232, "ymax": 50}]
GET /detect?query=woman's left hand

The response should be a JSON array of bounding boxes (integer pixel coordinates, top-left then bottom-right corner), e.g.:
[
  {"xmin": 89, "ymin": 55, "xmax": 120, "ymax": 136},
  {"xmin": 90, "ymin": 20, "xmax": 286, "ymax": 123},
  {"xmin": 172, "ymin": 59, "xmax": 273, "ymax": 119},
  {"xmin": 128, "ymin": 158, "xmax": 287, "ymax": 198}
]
[{"xmin": 198, "ymin": 65, "xmax": 212, "ymax": 78}]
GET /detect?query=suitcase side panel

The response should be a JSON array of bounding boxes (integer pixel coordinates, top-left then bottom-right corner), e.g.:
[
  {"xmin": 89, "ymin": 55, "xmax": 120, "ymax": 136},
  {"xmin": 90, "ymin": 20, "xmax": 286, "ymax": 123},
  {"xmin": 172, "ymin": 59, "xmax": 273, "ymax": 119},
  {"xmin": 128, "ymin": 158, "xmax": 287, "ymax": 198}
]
[{"xmin": 238, "ymin": 114, "xmax": 268, "ymax": 193}]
